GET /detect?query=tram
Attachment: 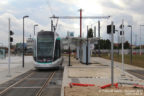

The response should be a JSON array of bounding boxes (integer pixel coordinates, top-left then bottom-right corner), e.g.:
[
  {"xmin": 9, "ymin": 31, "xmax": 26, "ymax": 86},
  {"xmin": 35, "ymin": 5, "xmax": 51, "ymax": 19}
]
[{"xmin": 33, "ymin": 31, "xmax": 63, "ymax": 69}]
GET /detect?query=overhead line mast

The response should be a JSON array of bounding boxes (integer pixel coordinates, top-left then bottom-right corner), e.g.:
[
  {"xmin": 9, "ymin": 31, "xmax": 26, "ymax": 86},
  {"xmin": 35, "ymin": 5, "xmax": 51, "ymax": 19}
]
[
  {"xmin": 50, "ymin": 16, "xmax": 110, "ymax": 19},
  {"xmin": 79, "ymin": 9, "xmax": 82, "ymax": 38},
  {"xmin": 50, "ymin": 15, "xmax": 110, "ymax": 37}
]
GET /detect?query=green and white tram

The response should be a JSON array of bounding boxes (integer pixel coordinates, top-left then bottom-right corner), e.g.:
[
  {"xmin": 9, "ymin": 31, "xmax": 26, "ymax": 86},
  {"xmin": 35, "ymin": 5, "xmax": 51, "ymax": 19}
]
[{"xmin": 33, "ymin": 31, "xmax": 63, "ymax": 69}]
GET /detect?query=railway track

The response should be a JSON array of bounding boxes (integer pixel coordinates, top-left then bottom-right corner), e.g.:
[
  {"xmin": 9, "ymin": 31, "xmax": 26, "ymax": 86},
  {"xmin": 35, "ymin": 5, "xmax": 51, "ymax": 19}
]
[
  {"xmin": 36, "ymin": 72, "xmax": 55, "ymax": 96},
  {"xmin": 127, "ymin": 70, "xmax": 144, "ymax": 80},
  {"xmin": 0, "ymin": 71, "xmax": 35, "ymax": 95},
  {"xmin": 0, "ymin": 69, "xmax": 62, "ymax": 96}
]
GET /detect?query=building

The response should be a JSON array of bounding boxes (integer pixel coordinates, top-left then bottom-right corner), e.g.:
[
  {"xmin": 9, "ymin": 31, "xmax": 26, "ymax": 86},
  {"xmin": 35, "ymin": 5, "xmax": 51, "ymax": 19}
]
[
  {"xmin": 26, "ymin": 37, "xmax": 34, "ymax": 49},
  {"xmin": 61, "ymin": 38, "xmax": 76, "ymax": 52},
  {"xmin": 26, "ymin": 37, "xmax": 34, "ymax": 54}
]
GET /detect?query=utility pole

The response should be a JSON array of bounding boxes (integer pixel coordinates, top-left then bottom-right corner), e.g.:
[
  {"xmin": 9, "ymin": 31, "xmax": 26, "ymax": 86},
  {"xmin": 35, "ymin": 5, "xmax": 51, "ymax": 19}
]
[
  {"xmin": 107, "ymin": 22, "xmax": 115, "ymax": 86},
  {"xmin": 98, "ymin": 21, "xmax": 101, "ymax": 57},
  {"xmin": 86, "ymin": 26, "xmax": 88, "ymax": 65},
  {"xmin": 128, "ymin": 25, "xmax": 133, "ymax": 64},
  {"xmin": 121, "ymin": 19, "xmax": 125, "ymax": 76},
  {"xmin": 131, "ymin": 26, "xmax": 132, "ymax": 64},
  {"xmin": 79, "ymin": 9, "xmax": 82, "ymax": 38},
  {"xmin": 115, "ymin": 30, "xmax": 119, "ymax": 58},
  {"xmin": 68, "ymin": 32, "xmax": 71, "ymax": 66},
  {"xmin": 140, "ymin": 25, "xmax": 144, "ymax": 55},
  {"xmin": 118, "ymin": 33, "xmax": 120, "ymax": 57},
  {"xmin": 135, "ymin": 34, "xmax": 137, "ymax": 47},
  {"xmin": 7, "ymin": 18, "xmax": 11, "ymax": 77},
  {"xmin": 51, "ymin": 20, "xmax": 53, "ymax": 32},
  {"xmin": 22, "ymin": 15, "xmax": 29, "ymax": 68},
  {"xmin": 68, "ymin": 40, "xmax": 71, "ymax": 66},
  {"xmin": 140, "ymin": 25, "xmax": 141, "ymax": 55},
  {"xmin": 111, "ymin": 21, "xmax": 114, "ymax": 86},
  {"xmin": 94, "ymin": 26, "xmax": 96, "ymax": 37}
]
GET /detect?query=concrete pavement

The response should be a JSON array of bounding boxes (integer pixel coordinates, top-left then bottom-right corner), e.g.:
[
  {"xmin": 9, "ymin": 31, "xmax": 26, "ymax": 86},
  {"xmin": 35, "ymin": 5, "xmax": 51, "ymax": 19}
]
[{"xmin": 0, "ymin": 56, "xmax": 34, "ymax": 85}]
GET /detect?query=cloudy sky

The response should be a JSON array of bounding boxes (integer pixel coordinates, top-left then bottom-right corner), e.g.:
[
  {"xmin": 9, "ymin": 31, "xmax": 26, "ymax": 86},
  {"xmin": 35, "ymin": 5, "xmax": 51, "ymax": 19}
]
[{"xmin": 0, "ymin": 0, "xmax": 144, "ymax": 46}]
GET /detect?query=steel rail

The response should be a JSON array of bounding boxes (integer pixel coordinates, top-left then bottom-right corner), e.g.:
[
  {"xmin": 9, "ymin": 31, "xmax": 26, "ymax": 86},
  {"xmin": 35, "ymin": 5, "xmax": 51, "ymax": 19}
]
[
  {"xmin": 36, "ymin": 71, "xmax": 55, "ymax": 96},
  {"xmin": 0, "ymin": 71, "xmax": 35, "ymax": 95}
]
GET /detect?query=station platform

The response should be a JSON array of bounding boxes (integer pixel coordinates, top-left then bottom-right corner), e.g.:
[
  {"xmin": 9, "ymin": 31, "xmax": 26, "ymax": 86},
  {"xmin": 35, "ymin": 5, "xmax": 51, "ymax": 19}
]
[{"xmin": 61, "ymin": 56, "xmax": 144, "ymax": 96}]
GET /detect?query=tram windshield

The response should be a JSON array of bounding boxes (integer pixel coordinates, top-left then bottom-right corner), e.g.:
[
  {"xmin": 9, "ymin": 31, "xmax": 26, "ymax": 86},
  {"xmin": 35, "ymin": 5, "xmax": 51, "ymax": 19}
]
[{"xmin": 37, "ymin": 34, "xmax": 54, "ymax": 59}]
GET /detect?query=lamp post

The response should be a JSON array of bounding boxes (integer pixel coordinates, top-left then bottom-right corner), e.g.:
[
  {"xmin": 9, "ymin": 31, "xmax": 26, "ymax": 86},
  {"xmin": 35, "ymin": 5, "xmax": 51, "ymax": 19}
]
[
  {"xmin": 22, "ymin": 15, "xmax": 29, "ymax": 68},
  {"xmin": 86, "ymin": 26, "xmax": 88, "ymax": 65},
  {"xmin": 140, "ymin": 25, "xmax": 144, "ymax": 55},
  {"xmin": 128, "ymin": 25, "xmax": 132, "ymax": 64},
  {"xmin": 34, "ymin": 24, "xmax": 38, "ymax": 36},
  {"xmin": 98, "ymin": 21, "xmax": 101, "ymax": 57}
]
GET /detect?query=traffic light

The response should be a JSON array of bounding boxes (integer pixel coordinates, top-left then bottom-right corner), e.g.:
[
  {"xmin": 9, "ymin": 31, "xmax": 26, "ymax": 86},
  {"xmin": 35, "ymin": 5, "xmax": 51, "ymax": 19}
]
[
  {"xmin": 10, "ymin": 30, "xmax": 14, "ymax": 42},
  {"xmin": 119, "ymin": 24, "xmax": 124, "ymax": 29},
  {"xmin": 107, "ymin": 25, "xmax": 115, "ymax": 34},
  {"xmin": 120, "ymin": 31, "xmax": 124, "ymax": 35},
  {"xmin": 119, "ymin": 24, "xmax": 124, "ymax": 35}
]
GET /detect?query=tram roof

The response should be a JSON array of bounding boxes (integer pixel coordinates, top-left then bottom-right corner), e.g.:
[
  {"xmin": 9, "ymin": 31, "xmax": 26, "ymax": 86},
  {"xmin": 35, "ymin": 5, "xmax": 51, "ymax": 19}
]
[{"xmin": 38, "ymin": 31, "xmax": 54, "ymax": 36}]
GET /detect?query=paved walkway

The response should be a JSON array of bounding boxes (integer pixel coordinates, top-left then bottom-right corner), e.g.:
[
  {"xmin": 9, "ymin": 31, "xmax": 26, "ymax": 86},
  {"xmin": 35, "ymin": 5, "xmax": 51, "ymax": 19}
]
[
  {"xmin": 91, "ymin": 57, "xmax": 144, "ymax": 71},
  {"xmin": 0, "ymin": 56, "xmax": 34, "ymax": 85}
]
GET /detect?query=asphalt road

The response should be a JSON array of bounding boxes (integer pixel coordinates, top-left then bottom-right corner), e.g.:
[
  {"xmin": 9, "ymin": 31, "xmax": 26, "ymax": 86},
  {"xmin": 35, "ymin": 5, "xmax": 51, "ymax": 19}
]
[{"xmin": 0, "ymin": 68, "xmax": 63, "ymax": 96}]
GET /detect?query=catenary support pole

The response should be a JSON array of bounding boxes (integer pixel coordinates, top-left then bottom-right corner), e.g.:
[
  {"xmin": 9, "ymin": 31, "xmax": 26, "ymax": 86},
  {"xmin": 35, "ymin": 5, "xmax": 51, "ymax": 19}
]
[
  {"xmin": 86, "ymin": 26, "xmax": 88, "ymax": 65},
  {"xmin": 130, "ymin": 26, "xmax": 132, "ymax": 64},
  {"xmin": 111, "ymin": 21, "xmax": 114, "ymax": 86},
  {"xmin": 117, "ymin": 30, "xmax": 119, "ymax": 58},
  {"xmin": 98, "ymin": 21, "xmax": 100, "ymax": 57},
  {"xmin": 22, "ymin": 15, "xmax": 29, "ymax": 68},
  {"xmin": 22, "ymin": 17, "xmax": 25, "ymax": 68},
  {"xmin": 140, "ymin": 26, "xmax": 141, "ymax": 55},
  {"xmin": 94, "ymin": 26, "xmax": 96, "ymax": 37},
  {"xmin": 121, "ymin": 19, "xmax": 125, "ymax": 75},
  {"xmin": 68, "ymin": 32, "xmax": 71, "ymax": 66},
  {"xmin": 79, "ymin": 9, "xmax": 82, "ymax": 38},
  {"xmin": 51, "ymin": 20, "xmax": 53, "ymax": 32},
  {"xmin": 7, "ymin": 18, "xmax": 11, "ymax": 77},
  {"xmin": 139, "ymin": 25, "xmax": 144, "ymax": 55}
]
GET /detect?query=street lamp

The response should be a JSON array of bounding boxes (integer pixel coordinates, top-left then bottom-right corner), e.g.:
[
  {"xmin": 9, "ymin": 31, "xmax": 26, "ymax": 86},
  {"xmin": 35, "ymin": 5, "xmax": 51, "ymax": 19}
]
[
  {"xmin": 86, "ymin": 25, "xmax": 89, "ymax": 65},
  {"xmin": 128, "ymin": 25, "xmax": 132, "ymax": 64},
  {"xmin": 34, "ymin": 24, "xmax": 38, "ymax": 36},
  {"xmin": 22, "ymin": 15, "xmax": 29, "ymax": 68},
  {"xmin": 140, "ymin": 25, "xmax": 144, "ymax": 55}
]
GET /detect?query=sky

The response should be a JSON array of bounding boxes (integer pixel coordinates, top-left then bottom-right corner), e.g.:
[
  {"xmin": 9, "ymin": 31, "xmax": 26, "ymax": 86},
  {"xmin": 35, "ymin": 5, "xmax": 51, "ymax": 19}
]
[{"xmin": 0, "ymin": 0, "xmax": 144, "ymax": 46}]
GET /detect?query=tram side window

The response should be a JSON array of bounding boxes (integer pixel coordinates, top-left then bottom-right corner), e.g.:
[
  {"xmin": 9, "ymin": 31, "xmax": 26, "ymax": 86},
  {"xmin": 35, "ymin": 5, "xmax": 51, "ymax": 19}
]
[{"xmin": 54, "ymin": 40, "xmax": 60, "ymax": 60}]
